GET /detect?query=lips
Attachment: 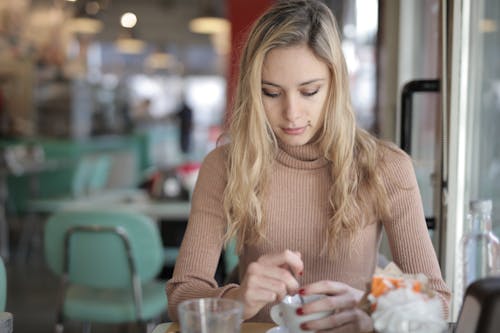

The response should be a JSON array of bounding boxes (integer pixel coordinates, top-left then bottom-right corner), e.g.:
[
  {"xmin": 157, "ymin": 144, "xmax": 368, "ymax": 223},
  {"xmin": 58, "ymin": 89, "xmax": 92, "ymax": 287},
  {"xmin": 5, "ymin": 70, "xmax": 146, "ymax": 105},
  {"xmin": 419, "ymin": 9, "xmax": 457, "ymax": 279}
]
[{"xmin": 282, "ymin": 126, "xmax": 307, "ymax": 135}]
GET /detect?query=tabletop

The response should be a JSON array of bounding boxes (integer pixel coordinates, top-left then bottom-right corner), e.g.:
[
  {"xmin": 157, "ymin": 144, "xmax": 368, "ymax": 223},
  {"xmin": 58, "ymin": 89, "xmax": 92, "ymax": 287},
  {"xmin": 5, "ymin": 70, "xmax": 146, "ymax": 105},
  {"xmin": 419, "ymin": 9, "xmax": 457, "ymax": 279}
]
[
  {"xmin": 152, "ymin": 322, "xmax": 276, "ymax": 333},
  {"xmin": 152, "ymin": 321, "xmax": 456, "ymax": 333},
  {"xmin": 27, "ymin": 189, "xmax": 191, "ymax": 221}
]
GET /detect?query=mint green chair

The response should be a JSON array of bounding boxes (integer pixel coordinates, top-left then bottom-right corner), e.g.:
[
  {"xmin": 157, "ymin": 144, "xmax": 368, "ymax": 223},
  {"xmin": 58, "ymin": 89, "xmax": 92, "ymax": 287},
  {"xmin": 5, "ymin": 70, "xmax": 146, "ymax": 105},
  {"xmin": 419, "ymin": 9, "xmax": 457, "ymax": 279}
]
[
  {"xmin": 71, "ymin": 154, "xmax": 111, "ymax": 197},
  {"xmin": 224, "ymin": 238, "xmax": 239, "ymax": 276},
  {"xmin": 86, "ymin": 155, "xmax": 111, "ymax": 194},
  {"xmin": 0, "ymin": 257, "xmax": 6, "ymax": 311},
  {"xmin": 223, "ymin": 238, "xmax": 240, "ymax": 284},
  {"xmin": 44, "ymin": 210, "xmax": 167, "ymax": 332}
]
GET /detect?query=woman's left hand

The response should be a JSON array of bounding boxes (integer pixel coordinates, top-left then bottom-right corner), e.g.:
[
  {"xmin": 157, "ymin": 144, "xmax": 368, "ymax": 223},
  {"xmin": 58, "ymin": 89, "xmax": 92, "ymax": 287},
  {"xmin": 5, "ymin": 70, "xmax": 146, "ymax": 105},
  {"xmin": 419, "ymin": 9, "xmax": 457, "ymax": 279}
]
[{"xmin": 297, "ymin": 280, "xmax": 373, "ymax": 332}]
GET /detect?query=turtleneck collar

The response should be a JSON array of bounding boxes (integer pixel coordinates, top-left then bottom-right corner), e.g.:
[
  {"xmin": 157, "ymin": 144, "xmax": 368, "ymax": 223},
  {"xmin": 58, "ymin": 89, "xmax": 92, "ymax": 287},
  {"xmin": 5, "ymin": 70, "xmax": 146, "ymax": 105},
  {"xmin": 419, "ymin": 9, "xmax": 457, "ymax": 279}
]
[{"xmin": 275, "ymin": 141, "xmax": 329, "ymax": 170}]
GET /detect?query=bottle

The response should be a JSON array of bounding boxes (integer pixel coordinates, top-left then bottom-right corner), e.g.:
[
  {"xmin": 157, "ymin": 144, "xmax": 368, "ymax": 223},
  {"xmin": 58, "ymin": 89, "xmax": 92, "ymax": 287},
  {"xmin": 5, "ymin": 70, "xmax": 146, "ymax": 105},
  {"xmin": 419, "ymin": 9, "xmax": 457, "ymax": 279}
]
[{"xmin": 461, "ymin": 199, "xmax": 500, "ymax": 293}]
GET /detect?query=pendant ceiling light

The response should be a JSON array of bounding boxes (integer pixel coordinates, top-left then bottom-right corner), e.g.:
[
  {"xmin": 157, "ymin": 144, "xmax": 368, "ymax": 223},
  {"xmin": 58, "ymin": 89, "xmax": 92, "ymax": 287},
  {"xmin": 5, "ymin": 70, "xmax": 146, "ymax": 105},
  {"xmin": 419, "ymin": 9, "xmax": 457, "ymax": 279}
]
[
  {"xmin": 145, "ymin": 48, "xmax": 176, "ymax": 70},
  {"xmin": 189, "ymin": 0, "xmax": 230, "ymax": 34},
  {"xmin": 115, "ymin": 33, "xmax": 146, "ymax": 54},
  {"xmin": 115, "ymin": 12, "xmax": 146, "ymax": 54},
  {"xmin": 67, "ymin": 0, "xmax": 103, "ymax": 35}
]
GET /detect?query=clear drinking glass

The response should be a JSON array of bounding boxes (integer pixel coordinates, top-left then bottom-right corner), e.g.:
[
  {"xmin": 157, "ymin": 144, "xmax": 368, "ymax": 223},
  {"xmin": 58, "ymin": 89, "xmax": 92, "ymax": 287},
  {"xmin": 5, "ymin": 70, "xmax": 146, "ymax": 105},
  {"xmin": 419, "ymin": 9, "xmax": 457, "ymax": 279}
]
[
  {"xmin": 178, "ymin": 298, "xmax": 243, "ymax": 333},
  {"xmin": 0, "ymin": 312, "xmax": 13, "ymax": 333}
]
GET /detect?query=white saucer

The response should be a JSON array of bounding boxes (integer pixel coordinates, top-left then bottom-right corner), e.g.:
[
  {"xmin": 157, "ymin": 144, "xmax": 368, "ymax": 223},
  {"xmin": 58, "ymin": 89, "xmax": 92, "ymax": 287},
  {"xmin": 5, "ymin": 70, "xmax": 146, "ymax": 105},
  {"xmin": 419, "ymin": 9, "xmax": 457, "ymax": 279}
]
[{"xmin": 266, "ymin": 326, "xmax": 289, "ymax": 333}]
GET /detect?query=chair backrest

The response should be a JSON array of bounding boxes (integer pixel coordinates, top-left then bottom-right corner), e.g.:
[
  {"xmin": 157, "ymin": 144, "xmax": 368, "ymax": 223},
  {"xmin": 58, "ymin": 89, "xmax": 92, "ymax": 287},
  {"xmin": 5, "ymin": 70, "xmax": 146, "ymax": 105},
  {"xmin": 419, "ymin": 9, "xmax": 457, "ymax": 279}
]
[
  {"xmin": 224, "ymin": 238, "xmax": 239, "ymax": 275},
  {"xmin": 44, "ymin": 209, "xmax": 164, "ymax": 289},
  {"xmin": 71, "ymin": 156, "xmax": 94, "ymax": 197},
  {"xmin": 87, "ymin": 154, "xmax": 111, "ymax": 193},
  {"xmin": 72, "ymin": 154, "xmax": 111, "ymax": 197},
  {"xmin": 0, "ymin": 257, "xmax": 6, "ymax": 311}
]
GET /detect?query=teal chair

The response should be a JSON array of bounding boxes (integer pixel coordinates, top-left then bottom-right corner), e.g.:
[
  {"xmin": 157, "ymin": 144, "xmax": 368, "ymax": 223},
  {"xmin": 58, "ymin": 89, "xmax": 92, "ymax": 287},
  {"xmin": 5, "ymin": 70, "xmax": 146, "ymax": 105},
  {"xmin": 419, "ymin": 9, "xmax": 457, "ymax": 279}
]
[
  {"xmin": 18, "ymin": 154, "xmax": 113, "ymax": 263},
  {"xmin": 224, "ymin": 238, "xmax": 239, "ymax": 277},
  {"xmin": 71, "ymin": 154, "xmax": 112, "ymax": 197},
  {"xmin": 86, "ymin": 155, "xmax": 111, "ymax": 194},
  {"xmin": 44, "ymin": 210, "xmax": 167, "ymax": 332},
  {"xmin": 223, "ymin": 238, "xmax": 240, "ymax": 284},
  {"xmin": 0, "ymin": 257, "xmax": 6, "ymax": 311}
]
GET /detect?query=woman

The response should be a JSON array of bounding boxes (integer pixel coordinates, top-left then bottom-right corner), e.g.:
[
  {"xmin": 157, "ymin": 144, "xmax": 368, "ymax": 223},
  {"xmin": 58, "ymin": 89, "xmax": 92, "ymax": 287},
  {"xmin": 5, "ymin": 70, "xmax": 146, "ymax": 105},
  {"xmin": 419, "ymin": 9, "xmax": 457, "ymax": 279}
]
[{"xmin": 167, "ymin": 0, "xmax": 450, "ymax": 331}]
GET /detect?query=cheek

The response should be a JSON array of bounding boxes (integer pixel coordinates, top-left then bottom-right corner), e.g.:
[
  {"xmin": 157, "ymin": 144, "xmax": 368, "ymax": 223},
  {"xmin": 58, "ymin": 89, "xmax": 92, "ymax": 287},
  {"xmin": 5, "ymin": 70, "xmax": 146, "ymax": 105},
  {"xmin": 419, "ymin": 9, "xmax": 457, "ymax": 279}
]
[
  {"xmin": 310, "ymin": 102, "xmax": 324, "ymax": 118},
  {"xmin": 266, "ymin": 113, "xmax": 280, "ymax": 128},
  {"xmin": 263, "ymin": 102, "xmax": 279, "ymax": 123},
  {"xmin": 310, "ymin": 102, "xmax": 327, "ymax": 127}
]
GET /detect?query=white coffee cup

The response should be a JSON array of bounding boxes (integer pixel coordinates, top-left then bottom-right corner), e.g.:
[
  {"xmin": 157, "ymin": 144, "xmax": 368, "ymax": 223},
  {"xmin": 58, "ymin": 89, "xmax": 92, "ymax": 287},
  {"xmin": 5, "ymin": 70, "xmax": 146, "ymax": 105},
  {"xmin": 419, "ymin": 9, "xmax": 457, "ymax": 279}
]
[{"xmin": 270, "ymin": 294, "xmax": 333, "ymax": 333}]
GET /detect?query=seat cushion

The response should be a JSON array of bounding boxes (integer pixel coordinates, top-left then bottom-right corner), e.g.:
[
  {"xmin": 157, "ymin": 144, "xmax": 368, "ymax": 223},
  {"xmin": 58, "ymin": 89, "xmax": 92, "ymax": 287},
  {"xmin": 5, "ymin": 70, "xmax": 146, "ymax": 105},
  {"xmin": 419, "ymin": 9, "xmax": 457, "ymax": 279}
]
[{"xmin": 63, "ymin": 280, "xmax": 167, "ymax": 323}]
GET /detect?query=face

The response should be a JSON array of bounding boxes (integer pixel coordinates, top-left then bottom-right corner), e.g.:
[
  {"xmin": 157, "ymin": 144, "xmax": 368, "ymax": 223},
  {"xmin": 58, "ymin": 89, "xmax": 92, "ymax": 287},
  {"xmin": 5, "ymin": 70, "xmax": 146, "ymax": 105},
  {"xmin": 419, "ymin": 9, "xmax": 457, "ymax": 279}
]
[{"xmin": 261, "ymin": 43, "xmax": 330, "ymax": 146}]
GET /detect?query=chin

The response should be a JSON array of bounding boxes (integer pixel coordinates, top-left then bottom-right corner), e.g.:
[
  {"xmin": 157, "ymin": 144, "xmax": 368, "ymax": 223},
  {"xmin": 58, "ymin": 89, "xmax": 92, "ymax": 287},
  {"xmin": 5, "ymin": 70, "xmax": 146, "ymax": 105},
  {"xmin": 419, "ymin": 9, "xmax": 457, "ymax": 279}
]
[{"xmin": 279, "ymin": 136, "xmax": 311, "ymax": 146}]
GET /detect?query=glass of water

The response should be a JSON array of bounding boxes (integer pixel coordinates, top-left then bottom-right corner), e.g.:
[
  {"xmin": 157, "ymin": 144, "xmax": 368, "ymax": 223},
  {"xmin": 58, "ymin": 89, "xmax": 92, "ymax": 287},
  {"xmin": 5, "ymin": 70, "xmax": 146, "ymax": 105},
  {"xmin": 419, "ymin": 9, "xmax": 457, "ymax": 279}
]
[{"xmin": 178, "ymin": 298, "xmax": 243, "ymax": 333}]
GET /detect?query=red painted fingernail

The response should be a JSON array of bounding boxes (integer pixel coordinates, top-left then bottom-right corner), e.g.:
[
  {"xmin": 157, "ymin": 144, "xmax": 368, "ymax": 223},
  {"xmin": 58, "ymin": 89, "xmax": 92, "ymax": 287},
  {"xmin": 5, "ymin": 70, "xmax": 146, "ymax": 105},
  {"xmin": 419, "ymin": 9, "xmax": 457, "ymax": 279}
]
[
  {"xmin": 296, "ymin": 307, "xmax": 304, "ymax": 315},
  {"xmin": 299, "ymin": 288, "xmax": 305, "ymax": 295},
  {"xmin": 300, "ymin": 323, "xmax": 308, "ymax": 330}
]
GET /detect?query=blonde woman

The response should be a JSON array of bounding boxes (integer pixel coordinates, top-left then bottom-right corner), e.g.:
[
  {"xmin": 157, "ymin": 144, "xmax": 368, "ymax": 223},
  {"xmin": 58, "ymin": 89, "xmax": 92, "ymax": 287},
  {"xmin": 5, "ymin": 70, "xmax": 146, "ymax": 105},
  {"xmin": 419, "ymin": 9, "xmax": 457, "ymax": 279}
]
[{"xmin": 167, "ymin": 0, "xmax": 450, "ymax": 331}]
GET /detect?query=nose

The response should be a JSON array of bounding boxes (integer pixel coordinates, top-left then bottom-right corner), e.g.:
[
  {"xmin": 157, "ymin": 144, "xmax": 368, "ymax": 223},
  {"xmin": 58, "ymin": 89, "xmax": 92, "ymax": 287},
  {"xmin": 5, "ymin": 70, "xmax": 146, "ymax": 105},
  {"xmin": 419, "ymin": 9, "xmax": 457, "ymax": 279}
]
[{"xmin": 283, "ymin": 95, "xmax": 301, "ymax": 122}]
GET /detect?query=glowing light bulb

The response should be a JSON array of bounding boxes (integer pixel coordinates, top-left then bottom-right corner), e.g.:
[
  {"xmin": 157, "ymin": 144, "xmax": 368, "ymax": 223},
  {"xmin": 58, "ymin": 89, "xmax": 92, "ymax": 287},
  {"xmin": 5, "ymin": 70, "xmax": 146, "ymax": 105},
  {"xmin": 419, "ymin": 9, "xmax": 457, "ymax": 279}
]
[{"xmin": 120, "ymin": 12, "xmax": 137, "ymax": 28}]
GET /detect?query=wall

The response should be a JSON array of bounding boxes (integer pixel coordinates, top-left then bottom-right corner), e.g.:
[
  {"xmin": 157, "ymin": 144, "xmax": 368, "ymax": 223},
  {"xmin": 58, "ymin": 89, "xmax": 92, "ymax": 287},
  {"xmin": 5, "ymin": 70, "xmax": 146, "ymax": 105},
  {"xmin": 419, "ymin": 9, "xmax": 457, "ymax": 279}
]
[{"xmin": 226, "ymin": 0, "xmax": 272, "ymax": 120}]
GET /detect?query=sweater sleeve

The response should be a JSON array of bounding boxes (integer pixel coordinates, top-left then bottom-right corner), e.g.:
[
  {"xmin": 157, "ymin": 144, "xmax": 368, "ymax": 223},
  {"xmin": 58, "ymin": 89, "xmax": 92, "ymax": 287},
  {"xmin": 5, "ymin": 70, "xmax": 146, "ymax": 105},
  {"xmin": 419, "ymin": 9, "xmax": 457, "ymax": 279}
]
[
  {"xmin": 166, "ymin": 146, "xmax": 239, "ymax": 321},
  {"xmin": 381, "ymin": 146, "xmax": 451, "ymax": 318}
]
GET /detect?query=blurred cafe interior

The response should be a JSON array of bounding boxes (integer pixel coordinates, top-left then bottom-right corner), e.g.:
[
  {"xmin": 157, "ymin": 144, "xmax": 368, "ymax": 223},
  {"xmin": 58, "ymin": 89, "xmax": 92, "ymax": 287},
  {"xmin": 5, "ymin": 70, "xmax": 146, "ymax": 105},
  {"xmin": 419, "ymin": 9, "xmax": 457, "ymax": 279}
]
[{"xmin": 0, "ymin": 0, "xmax": 499, "ymax": 332}]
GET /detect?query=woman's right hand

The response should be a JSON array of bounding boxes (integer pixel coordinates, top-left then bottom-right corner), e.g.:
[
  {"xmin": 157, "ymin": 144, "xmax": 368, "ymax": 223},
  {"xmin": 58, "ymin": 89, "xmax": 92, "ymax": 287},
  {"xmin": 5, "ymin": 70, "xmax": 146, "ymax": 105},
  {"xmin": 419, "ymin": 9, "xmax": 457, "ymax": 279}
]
[{"xmin": 224, "ymin": 249, "xmax": 303, "ymax": 320}]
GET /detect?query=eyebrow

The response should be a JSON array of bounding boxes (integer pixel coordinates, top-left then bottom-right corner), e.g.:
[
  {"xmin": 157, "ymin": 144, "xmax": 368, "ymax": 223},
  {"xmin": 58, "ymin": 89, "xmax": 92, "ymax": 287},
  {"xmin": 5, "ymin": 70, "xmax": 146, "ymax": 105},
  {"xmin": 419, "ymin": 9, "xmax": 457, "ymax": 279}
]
[{"xmin": 261, "ymin": 79, "xmax": 326, "ymax": 87}]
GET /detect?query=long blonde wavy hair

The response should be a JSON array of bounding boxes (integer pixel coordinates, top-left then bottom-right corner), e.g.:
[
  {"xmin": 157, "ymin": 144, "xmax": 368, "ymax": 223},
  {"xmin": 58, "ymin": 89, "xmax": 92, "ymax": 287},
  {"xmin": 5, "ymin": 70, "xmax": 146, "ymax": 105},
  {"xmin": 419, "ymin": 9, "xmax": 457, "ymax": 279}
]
[{"xmin": 223, "ymin": 0, "xmax": 391, "ymax": 256}]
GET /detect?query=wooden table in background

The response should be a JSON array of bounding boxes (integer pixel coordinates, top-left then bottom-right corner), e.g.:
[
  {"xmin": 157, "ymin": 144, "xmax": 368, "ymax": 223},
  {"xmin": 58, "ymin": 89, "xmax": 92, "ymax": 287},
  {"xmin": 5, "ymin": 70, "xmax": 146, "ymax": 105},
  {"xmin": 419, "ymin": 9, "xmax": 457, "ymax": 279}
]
[{"xmin": 152, "ymin": 322, "xmax": 276, "ymax": 333}]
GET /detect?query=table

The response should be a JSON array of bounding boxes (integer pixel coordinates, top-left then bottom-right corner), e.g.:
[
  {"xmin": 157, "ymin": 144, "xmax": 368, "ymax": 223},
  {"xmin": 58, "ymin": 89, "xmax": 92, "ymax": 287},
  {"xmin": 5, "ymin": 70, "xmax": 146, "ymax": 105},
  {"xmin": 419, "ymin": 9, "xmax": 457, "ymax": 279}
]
[
  {"xmin": 19, "ymin": 188, "xmax": 190, "ymax": 264},
  {"xmin": 27, "ymin": 188, "xmax": 190, "ymax": 221},
  {"xmin": 108, "ymin": 198, "xmax": 191, "ymax": 221},
  {"xmin": 152, "ymin": 322, "xmax": 455, "ymax": 333},
  {"xmin": 0, "ymin": 157, "xmax": 73, "ymax": 261},
  {"xmin": 152, "ymin": 322, "xmax": 276, "ymax": 333}
]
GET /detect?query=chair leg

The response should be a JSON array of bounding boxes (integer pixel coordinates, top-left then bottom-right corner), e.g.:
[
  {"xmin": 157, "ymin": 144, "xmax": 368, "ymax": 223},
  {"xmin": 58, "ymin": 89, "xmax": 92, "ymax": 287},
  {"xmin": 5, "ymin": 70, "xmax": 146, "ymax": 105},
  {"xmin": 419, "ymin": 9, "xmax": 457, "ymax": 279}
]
[
  {"xmin": 16, "ymin": 212, "xmax": 37, "ymax": 264},
  {"xmin": 55, "ymin": 323, "xmax": 64, "ymax": 333},
  {"xmin": 55, "ymin": 308, "xmax": 64, "ymax": 333},
  {"xmin": 82, "ymin": 322, "xmax": 92, "ymax": 333},
  {"xmin": 134, "ymin": 319, "xmax": 150, "ymax": 333},
  {"xmin": 146, "ymin": 321, "xmax": 156, "ymax": 333}
]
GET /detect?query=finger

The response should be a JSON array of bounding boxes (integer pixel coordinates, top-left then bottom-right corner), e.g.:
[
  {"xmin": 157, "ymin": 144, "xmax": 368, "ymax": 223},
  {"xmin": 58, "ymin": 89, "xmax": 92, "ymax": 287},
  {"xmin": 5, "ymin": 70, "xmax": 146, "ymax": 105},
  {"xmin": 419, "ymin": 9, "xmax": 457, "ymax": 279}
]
[
  {"xmin": 288, "ymin": 251, "xmax": 303, "ymax": 278},
  {"xmin": 258, "ymin": 249, "xmax": 304, "ymax": 275},
  {"xmin": 303, "ymin": 309, "xmax": 358, "ymax": 332},
  {"xmin": 302, "ymin": 293, "xmax": 358, "ymax": 315},
  {"xmin": 255, "ymin": 251, "xmax": 303, "ymax": 287},
  {"xmin": 246, "ymin": 262, "xmax": 299, "ymax": 295},
  {"xmin": 286, "ymin": 250, "xmax": 304, "ymax": 278},
  {"xmin": 237, "ymin": 284, "xmax": 280, "ymax": 320},
  {"xmin": 316, "ymin": 323, "xmax": 358, "ymax": 333},
  {"xmin": 241, "ymin": 284, "xmax": 280, "ymax": 305},
  {"xmin": 247, "ymin": 261, "xmax": 297, "ymax": 287},
  {"xmin": 301, "ymin": 280, "xmax": 350, "ymax": 296},
  {"xmin": 245, "ymin": 272, "xmax": 290, "ymax": 301}
]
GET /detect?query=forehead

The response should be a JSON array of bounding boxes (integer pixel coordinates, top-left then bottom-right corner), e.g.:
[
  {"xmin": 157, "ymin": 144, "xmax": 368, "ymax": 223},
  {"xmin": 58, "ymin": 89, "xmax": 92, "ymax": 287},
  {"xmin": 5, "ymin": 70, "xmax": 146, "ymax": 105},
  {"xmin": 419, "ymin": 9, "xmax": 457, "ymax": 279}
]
[{"xmin": 261, "ymin": 44, "xmax": 329, "ymax": 84}]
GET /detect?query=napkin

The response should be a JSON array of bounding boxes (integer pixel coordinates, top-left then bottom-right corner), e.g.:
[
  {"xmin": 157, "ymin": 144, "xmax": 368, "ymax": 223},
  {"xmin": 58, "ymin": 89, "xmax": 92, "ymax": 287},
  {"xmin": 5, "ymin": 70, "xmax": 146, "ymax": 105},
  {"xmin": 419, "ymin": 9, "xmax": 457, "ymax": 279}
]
[{"xmin": 359, "ymin": 262, "xmax": 447, "ymax": 333}]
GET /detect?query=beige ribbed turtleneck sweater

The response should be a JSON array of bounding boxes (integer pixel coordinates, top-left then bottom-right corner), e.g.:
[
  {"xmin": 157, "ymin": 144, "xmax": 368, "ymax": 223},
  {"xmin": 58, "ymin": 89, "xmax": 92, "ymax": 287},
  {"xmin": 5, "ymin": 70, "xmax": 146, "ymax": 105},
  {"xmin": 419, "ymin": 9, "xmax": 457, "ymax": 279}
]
[{"xmin": 166, "ymin": 143, "xmax": 451, "ymax": 322}]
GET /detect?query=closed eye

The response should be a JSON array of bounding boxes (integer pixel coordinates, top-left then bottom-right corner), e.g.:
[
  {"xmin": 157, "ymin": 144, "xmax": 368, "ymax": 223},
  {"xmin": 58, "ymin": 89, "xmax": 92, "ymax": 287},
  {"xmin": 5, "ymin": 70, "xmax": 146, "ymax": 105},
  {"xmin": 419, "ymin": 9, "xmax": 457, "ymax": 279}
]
[
  {"xmin": 302, "ymin": 89, "xmax": 319, "ymax": 97},
  {"xmin": 262, "ymin": 89, "xmax": 280, "ymax": 98}
]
